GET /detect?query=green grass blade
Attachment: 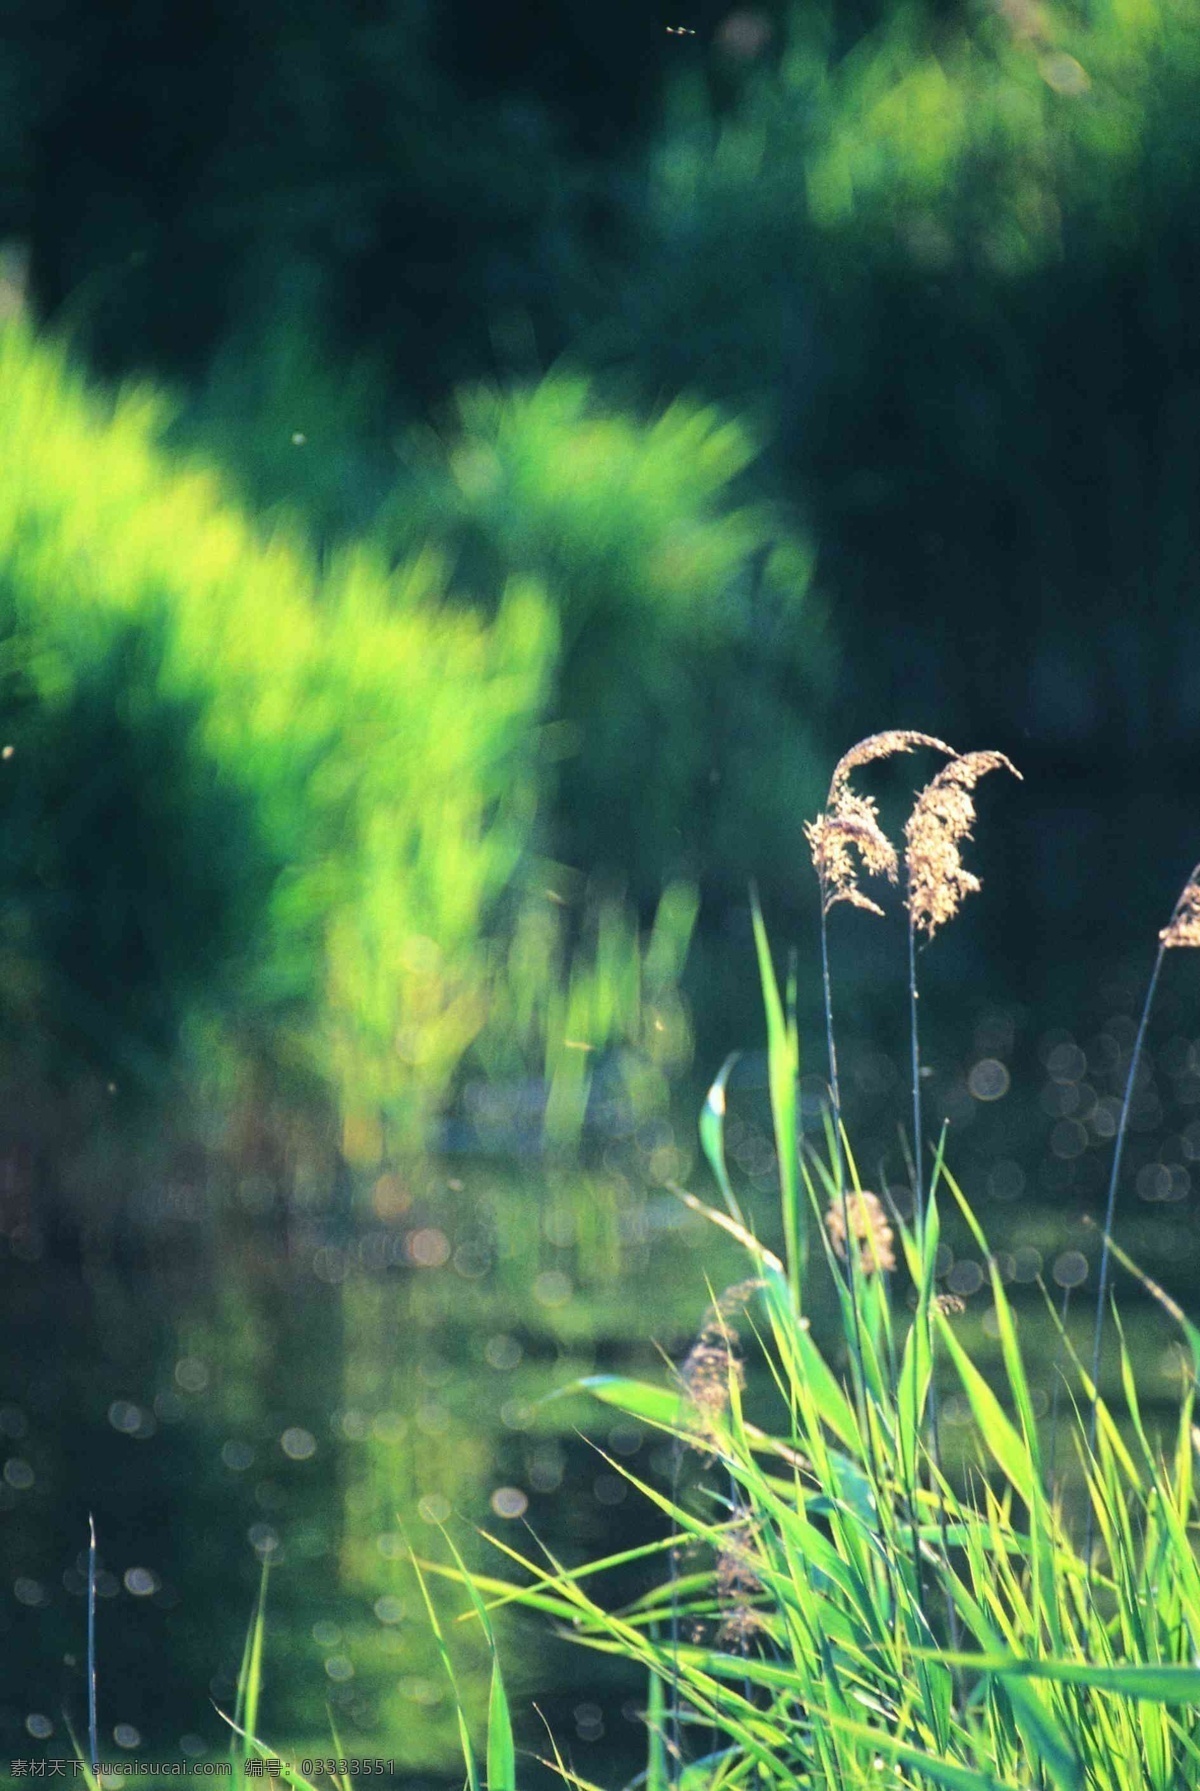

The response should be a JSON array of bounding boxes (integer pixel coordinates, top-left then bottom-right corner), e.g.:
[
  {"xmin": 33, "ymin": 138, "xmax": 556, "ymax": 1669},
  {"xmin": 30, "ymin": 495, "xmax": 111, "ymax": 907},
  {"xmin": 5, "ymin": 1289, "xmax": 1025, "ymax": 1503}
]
[
  {"xmin": 485, "ymin": 1632, "xmax": 516, "ymax": 1790},
  {"xmin": 760, "ymin": 1255, "xmax": 862, "ymax": 1455},
  {"xmin": 61, "ymin": 1714, "xmax": 100, "ymax": 1791},
  {"xmin": 699, "ymin": 1052, "xmax": 744, "ymax": 1224},
  {"xmin": 646, "ymin": 1664, "xmax": 669, "ymax": 1791},
  {"xmin": 575, "ymin": 1374, "xmax": 686, "ymax": 1430},
  {"xmin": 440, "ymin": 1530, "xmax": 516, "ymax": 1791},
  {"xmin": 667, "ymin": 1184, "xmax": 786, "ymax": 1276},
  {"xmin": 924, "ymin": 1652, "xmax": 1200, "ymax": 1703},
  {"xmin": 408, "ymin": 1537, "xmax": 482, "ymax": 1791},
  {"xmin": 1098, "ymin": 1226, "xmax": 1200, "ymax": 1386},
  {"xmin": 87, "ymin": 1515, "xmax": 98, "ymax": 1779},
  {"xmin": 232, "ymin": 1562, "xmax": 269, "ymax": 1786},
  {"xmin": 750, "ymin": 889, "xmax": 803, "ymax": 1302},
  {"xmin": 934, "ymin": 1307, "xmax": 1034, "ymax": 1507},
  {"xmin": 941, "ymin": 1168, "xmax": 1044, "ymax": 1489},
  {"xmin": 824, "ymin": 1710, "xmax": 1022, "ymax": 1791},
  {"xmin": 992, "ymin": 1676, "xmax": 1080, "ymax": 1791},
  {"xmin": 325, "ymin": 1710, "xmax": 353, "ymax": 1791},
  {"xmin": 214, "ymin": 1710, "xmax": 318, "ymax": 1791}
]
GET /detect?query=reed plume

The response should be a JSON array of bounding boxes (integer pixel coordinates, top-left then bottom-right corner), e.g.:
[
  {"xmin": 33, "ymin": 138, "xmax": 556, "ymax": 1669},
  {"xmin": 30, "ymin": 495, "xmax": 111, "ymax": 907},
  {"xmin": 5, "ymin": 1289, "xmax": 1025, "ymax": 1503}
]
[
  {"xmin": 715, "ymin": 1518, "xmax": 767, "ymax": 1651},
  {"xmin": 806, "ymin": 730, "xmax": 955, "ymax": 919},
  {"xmin": 1160, "ymin": 864, "xmax": 1200, "ymax": 949},
  {"xmin": 905, "ymin": 751, "xmax": 1023, "ymax": 942},
  {"xmin": 824, "ymin": 1189, "xmax": 896, "ymax": 1275},
  {"xmin": 670, "ymin": 1277, "xmax": 762, "ymax": 1772},
  {"xmin": 1086, "ymin": 859, "xmax": 1200, "ymax": 1574},
  {"xmin": 679, "ymin": 1280, "xmax": 764, "ymax": 1433},
  {"xmin": 679, "ymin": 1331, "xmax": 744, "ymax": 1425},
  {"xmin": 809, "ymin": 729, "xmax": 958, "ymax": 1210},
  {"xmin": 806, "ymin": 732, "xmax": 955, "ymax": 1192}
]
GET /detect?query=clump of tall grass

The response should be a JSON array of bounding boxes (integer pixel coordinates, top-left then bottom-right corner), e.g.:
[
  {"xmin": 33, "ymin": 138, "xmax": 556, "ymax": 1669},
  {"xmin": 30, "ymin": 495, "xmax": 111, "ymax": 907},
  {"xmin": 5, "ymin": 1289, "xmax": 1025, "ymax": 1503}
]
[{"xmin": 409, "ymin": 735, "xmax": 1200, "ymax": 1791}]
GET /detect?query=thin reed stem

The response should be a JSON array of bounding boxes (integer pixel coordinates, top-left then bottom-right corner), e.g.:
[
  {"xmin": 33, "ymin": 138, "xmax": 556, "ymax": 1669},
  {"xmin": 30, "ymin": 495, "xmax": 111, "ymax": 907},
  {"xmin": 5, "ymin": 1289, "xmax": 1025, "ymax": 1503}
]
[
  {"xmin": 878, "ymin": 1174, "xmax": 927, "ymax": 1617},
  {"xmin": 820, "ymin": 903, "xmax": 871, "ymax": 1438},
  {"xmin": 1085, "ymin": 939, "xmax": 1165, "ymax": 1573},
  {"xmin": 819, "ymin": 905, "xmax": 846, "ymax": 1196},
  {"xmin": 908, "ymin": 913, "xmax": 924, "ymax": 1236},
  {"xmin": 819, "ymin": 904, "xmax": 906, "ymax": 1649},
  {"xmin": 668, "ymin": 1441, "xmax": 683, "ymax": 1788},
  {"xmin": 924, "ymin": 1315, "xmax": 963, "ymax": 1670},
  {"xmin": 906, "ymin": 903, "xmax": 963, "ymax": 1672},
  {"xmin": 87, "ymin": 1514, "xmax": 99, "ymax": 1776}
]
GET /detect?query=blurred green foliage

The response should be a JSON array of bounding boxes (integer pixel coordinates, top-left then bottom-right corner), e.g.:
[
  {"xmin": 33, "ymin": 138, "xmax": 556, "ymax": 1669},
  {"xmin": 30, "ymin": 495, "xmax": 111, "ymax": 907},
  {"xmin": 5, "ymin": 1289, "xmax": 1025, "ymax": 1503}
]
[
  {"xmin": 167, "ymin": 339, "xmax": 830, "ymax": 917},
  {"xmin": 0, "ymin": 322, "xmax": 823, "ymax": 1154},
  {"xmin": 15, "ymin": 0, "xmax": 1195, "ymax": 934},
  {"xmin": 378, "ymin": 377, "xmax": 828, "ymax": 911},
  {"xmin": 0, "ymin": 319, "xmax": 555, "ymax": 1143},
  {"xmin": 12, "ymin": 0, "xmax": 1200, "ymax": 777},
  {"xmin": 586, "ymin": 0, "xmax": 1200, "ymax": 762},
  {"xmin": 5, "ymin": 0, "xmax": 1200, "ymax": 1144}
]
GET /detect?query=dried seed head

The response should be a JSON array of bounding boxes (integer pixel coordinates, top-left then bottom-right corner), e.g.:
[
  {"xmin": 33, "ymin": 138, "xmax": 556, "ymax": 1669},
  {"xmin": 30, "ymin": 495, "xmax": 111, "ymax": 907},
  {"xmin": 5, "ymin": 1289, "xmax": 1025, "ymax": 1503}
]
[
  {"xmin": 680, "ymin": 1335, "xmax": 743, "ymax": 1420},
  {"xmin": 715, "ymin": 1604, "xmax": 768, "ymax": 1649},
  {"xmin": 716, "ymin": 1519, "xmax": 763, "ymax": 1600},
  {"xmin": 706, "ymin": 1278, "xmax": 766, "ymax": 1326},
  {"xmin": 932, "ymin": 1293, "xmax": 966, "ymax": 1317},
  {"xmin": 824, "ymin": 1190, "xmax": 896, "ymax": 1275},
  {"xmin": 905, "ymin": 750, "xmax": 1022, "ymax": 940},
  {"xmin": 678, "ymin": 1281, "xmax": 763, "ymax": 1428},
  {"xmin": 806, "ymin": 732, "xmax": 955, "ymax": 917},
  {"xmin": 715, "ymin": 1519, "xmax": 766, "ymax": 1651},
  {"xmin": 1161, "ymin": 864, "xmax": 1200, "ymax": 949},
  {"xmin": 805, "ymin": 809, "xmax": 896, "ymax": 918}
]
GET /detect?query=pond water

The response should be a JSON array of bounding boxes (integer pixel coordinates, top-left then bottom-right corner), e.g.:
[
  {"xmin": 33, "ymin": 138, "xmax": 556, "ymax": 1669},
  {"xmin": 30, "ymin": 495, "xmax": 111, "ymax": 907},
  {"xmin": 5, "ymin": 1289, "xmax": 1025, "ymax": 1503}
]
[
  {"xmin": 3, "ymin": 1020, "xmax": 1200, "ymax": 1789},
  {"xmin": 0, "ymin": 1156, "xmax": 762, "ymax": 1787}
]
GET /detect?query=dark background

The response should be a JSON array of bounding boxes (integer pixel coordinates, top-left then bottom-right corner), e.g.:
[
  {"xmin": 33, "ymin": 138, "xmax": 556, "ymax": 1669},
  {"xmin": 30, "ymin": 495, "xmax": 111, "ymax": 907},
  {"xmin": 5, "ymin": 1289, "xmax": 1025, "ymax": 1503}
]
[
  {"xmin": 0, "ymin": 0, "xmax": 1198, "ymax": 1167},
  {"xmin": 8, "ymin": 0, "xmax": 1199, "ymax": 940},
  {"xmin": 4, "ymin": 2, "xmax": 1200, "ymax": 1777},
  {"xmin": 3, "ymin": 0, "xmax": 1200, "ymax": 1185}
]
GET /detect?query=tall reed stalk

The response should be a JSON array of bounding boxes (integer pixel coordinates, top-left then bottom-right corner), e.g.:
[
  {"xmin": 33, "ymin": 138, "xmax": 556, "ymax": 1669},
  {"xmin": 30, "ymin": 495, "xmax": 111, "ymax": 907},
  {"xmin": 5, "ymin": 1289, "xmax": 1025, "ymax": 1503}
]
[
  {"xmin": 1084, "ymin": 862, "xmax": 1200, "ymax": 1573},
  {"xmin": 806, "ymin": 733, "xmax": 956, "ymax": 1630},
  {"xmin": 907, "ymin": 914, "xmax": 925, "ymax": 1236},
  {"xmin": 806, "ymin": 734, "xmax": 952, "ymax": 1384},
  {"xmin": 87, "ymin": 1515, "xmax": 98, "ymax": 1778},
  {"xmin": 903, "ymin": 748, "xmax": 1019, "ymax": 1670}
]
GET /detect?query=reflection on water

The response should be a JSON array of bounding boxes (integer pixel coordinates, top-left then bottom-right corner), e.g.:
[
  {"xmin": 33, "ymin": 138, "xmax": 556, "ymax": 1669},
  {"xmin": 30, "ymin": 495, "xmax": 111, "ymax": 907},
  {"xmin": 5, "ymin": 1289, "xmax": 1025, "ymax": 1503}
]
[
  {"xmin": 4, "ymin": 1021, "xmax": 1200, "ymax": 1786},
  {"xmin": 0, "ymin": 1161, "xmax": 747, "ymax": 1785}
]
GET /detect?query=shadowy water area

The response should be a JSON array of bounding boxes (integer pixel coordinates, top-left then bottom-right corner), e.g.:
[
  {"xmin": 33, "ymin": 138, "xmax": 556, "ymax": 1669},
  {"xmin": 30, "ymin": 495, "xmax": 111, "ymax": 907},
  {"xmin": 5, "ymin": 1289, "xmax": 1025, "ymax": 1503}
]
[
  {"xmin": 3, "ymin": 1044, "xmax": 1199, "ymax": 1786},
  {"xmin": 0, "ymin": 1155, "xmax": 758, "ymax": 1785}
]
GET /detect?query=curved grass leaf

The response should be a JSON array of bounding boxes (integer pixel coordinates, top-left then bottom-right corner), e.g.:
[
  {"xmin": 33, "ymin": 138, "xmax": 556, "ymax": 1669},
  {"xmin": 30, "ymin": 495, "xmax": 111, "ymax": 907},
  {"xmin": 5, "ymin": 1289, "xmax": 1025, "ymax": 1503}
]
[
  {"xmin": 440, "ymin": 1531, "xmax": 516, "ymax": 1791},
  {"xmin": 750, "ymin": 888, "xmax": 803, "ymax": 1300},
  {"xmin": 699, "ymin": 1052, "xmax": 744, "ymax": 1225},
  {"xmin": 928, "ymin": 1653, "xmax": 1200, "ymax": 1703},
  {"xmin": 824, "ymin": 1710, "xmax": 1024, "ymax": 1791}
]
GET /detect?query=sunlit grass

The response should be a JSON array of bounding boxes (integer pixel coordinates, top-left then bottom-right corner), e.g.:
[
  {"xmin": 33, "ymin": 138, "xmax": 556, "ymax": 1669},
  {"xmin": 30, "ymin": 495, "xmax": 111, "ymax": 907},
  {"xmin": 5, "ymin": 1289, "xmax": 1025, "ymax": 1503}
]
[
  {"xmin": 397, "ymin": 741, "xmax": 1200, "ymax": 1791},
  {"xmin": 451, "ymin": 1064, "xmax": 1200, "ymax": 1787}
]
